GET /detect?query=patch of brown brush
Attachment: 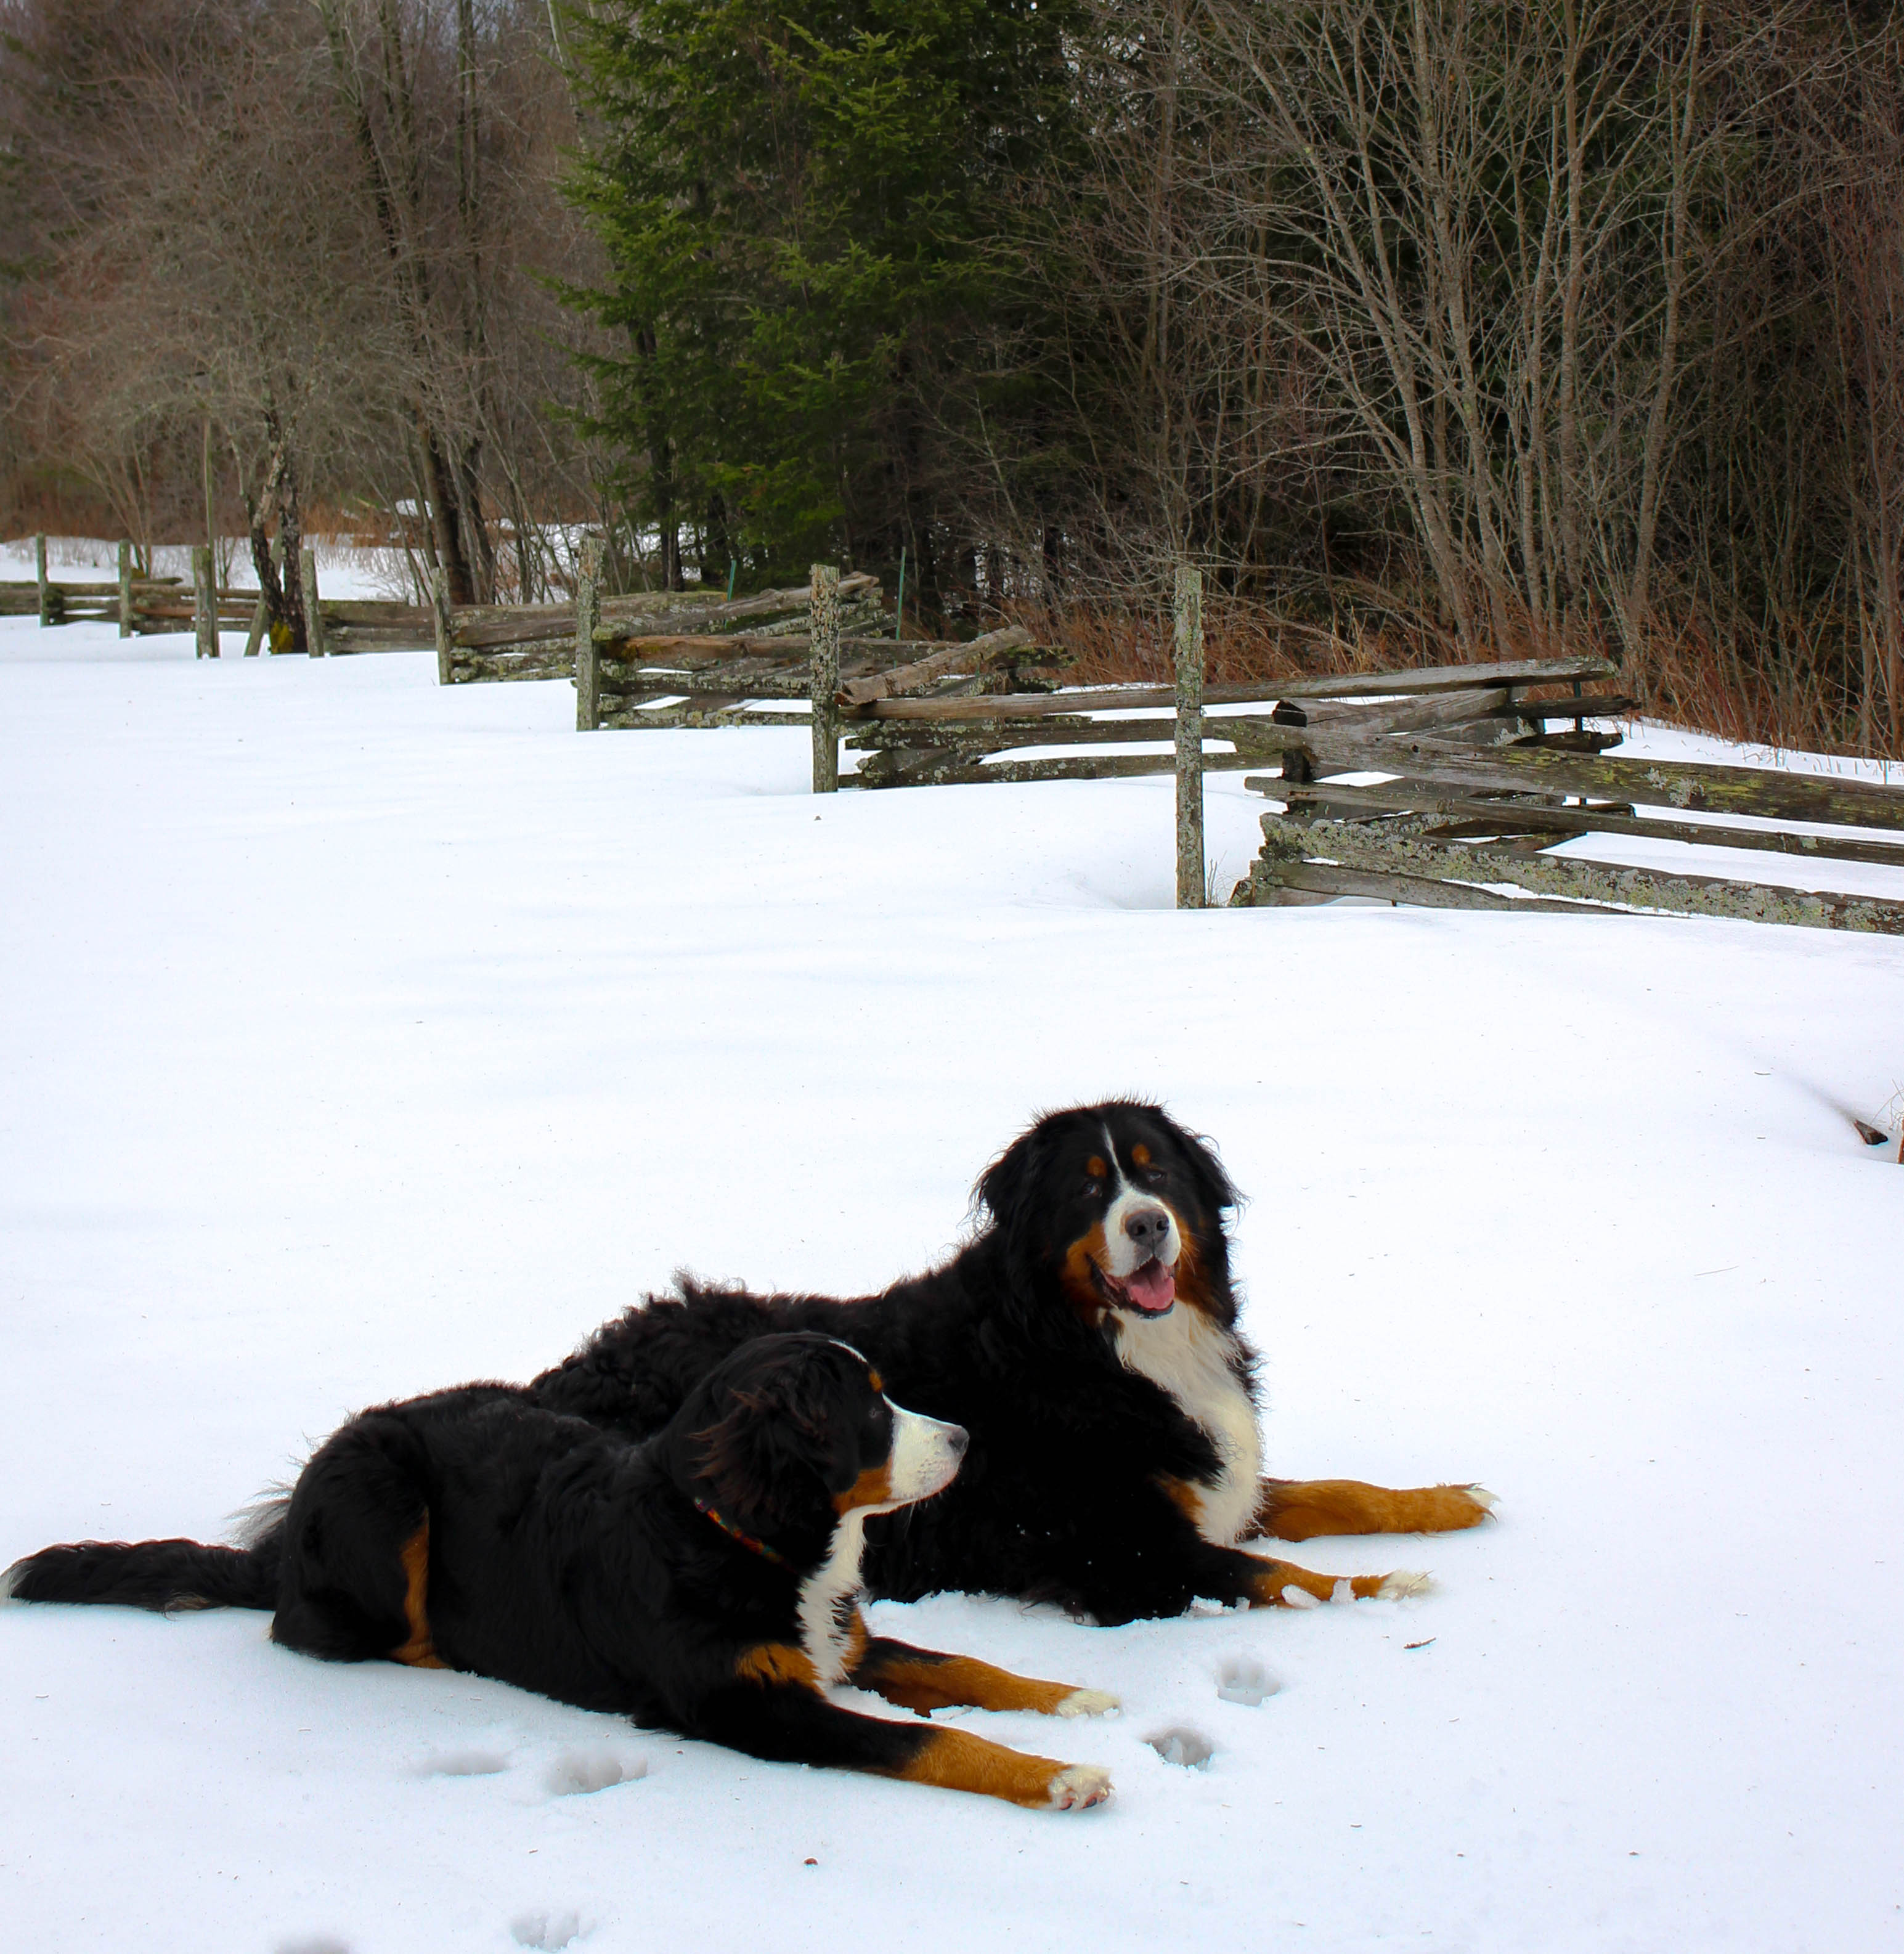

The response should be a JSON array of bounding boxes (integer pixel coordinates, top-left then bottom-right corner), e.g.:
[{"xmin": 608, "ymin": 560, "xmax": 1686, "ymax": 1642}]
[{"xmin": 995, "ymin": 594, "xmax": 1900, "ymax": 763}]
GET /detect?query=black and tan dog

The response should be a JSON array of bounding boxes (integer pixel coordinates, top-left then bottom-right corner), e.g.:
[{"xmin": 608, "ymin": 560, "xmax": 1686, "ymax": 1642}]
[
  {"xmin": 5, "ymin": 1335, "xmax": 1117, "ymax": 1810},
  {"xmin": 530, "ymin": 1101, "xmax": 1494, "ymax": 1624}
]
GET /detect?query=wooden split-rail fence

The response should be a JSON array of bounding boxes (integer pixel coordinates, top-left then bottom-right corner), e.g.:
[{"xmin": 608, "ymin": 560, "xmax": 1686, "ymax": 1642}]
[
  {"xmin": 445, "ymin": 566, "xmax": 892, "ymax": 694},
  {"xmin": 1231, "ymin": 715, "xmax": 1904, "ymax": 933},
  {"xmin": 8, "ymin": 534, "xmax": 442, "ymax": 657},
  {"xmin": 563, "ymin": 554, "xmax": 1904, "ymax": 932},
  {"xmin": 15, "ymin": 537, "xmax": 1902, "ymax": 932},
  {"xmin": 624, "ymin": 557, "xmax": 1904, "ymax": 934},
  {"xmin": 3, "ymin": 536, "xmax": 189, "ymax": 630}
]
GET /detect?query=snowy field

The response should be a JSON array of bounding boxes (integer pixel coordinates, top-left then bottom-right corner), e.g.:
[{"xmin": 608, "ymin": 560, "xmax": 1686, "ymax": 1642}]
[{"xmin": 3, "ymin": 576, "xmax": 1903, "ymax": 1954}]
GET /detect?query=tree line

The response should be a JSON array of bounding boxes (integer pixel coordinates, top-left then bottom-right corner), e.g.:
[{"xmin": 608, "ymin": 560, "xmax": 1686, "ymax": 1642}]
[{"xmin": 2, "ymin": 0, "xmax": 1900, "ymax": 751}]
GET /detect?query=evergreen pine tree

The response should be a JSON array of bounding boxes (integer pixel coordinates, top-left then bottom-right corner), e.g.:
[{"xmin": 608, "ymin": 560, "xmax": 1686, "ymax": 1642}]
[{"xmin": 564, "ymin": 0, "xmax": 1078, "ymax": 597}]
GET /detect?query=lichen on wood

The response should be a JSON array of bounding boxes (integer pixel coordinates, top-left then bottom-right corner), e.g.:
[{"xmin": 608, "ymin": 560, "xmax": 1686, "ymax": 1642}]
[
  {"xmin": 1242, "ymin": 812, "xmax": 1904, "ymax": 934},
  {"xmin": 809, "ymin": 563, "xmax": 840, "ymax": 794}
]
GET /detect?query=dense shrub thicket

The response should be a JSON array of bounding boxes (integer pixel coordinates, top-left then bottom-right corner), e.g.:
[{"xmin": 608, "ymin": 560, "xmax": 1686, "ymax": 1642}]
[{"xmin": 2, "ymin": 0, "xmax": 1900, "ymax": 751}]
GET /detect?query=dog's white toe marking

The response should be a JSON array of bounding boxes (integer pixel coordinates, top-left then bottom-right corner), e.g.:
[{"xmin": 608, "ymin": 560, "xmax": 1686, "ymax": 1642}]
[
  {"xmin": 1329, "ymin": 1577, "xmax": 1356, "ymax": 1605},
  {"xmin": 1379, "ymin": 1569, "xmax": 1431, "ymax": 1600},
  {"xmin": 1049, "ymin": 1764, "xmax": 1113, "ymax": 1809},
  {"xmin": 1279, "ymin": 1584, "xmax": 1321, "ymax": 1610},
  {"xmin": 1055, "ymin": 1688, "xmax": 1120, "ymax": 1719},
  {"xmin": 1465, "ymin": 1485, "xmax": 1499, "ymax": 1513}
]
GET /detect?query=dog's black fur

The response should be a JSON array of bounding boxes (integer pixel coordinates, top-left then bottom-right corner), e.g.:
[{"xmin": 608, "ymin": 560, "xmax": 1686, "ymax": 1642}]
[
  {"xmin": 529, "ymin": 1101, "xmax": 1449, "ymax": 1625},
  {"xmin": 6, "ymin": 1335, "xmax": 1116, "ymax": 1809}
]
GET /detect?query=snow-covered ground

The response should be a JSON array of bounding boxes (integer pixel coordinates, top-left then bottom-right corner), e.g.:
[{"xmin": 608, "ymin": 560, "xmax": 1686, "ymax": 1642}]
[
  {"xmin": 3, "ymin": 584, "xmax": 1902, "ymax": 1954},
  {"xmin": 4, "ymin": 531, "xmax": 409, "ymax": 600}
]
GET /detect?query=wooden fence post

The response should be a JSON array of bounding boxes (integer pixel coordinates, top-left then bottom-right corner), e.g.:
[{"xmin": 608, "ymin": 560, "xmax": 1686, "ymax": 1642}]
[
  {"xmin": 301, "ymin": 547, "xmax": 327, "ymax": 657},
  {"xmin": 1174, "ymin": 561, "xmax": 1205, "ymax": 908},
  {"xmin": 810, "ymin": 562, "xmax": 841, "ymax": 792},
  {"xmin": 35, "ymin": 533, "xmax": 50, "ymax": 627},
  {"xmin": 117, "ymin": 540, "xmax": 132, "ymax": 638},
  {"xmin": 574, "ymin": 539, "xmax": 603, "ymax": 728},
  {"xmin": 431, "ymin": 566, "xmax": 454, "ymax": 684},
  {"xmin": 193, "ymin": 545, "xmax": 218, "ymax": 659}
]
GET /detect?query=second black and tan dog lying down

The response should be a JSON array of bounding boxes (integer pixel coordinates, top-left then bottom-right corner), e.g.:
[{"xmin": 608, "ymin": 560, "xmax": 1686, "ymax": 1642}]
[{"xmin": 5, "ymin": 1335, "xmax": 1117, "ymax": 1810}]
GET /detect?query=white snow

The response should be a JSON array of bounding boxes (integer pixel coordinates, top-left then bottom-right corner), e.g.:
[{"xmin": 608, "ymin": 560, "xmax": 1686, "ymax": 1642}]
[{"xmin": 4, "ymin": 574, "xmax": 1903, "ymax": 1952}]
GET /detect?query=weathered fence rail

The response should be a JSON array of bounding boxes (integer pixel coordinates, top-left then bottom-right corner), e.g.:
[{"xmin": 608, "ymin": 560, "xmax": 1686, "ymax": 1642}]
[
  {"xmin": 827, "ymin": 556, "xmax": 1904, "ymax": 931},
  {"xmin": 3, "ymin": 534, "xmax": 185, "ymax": 630},
  {"xmin": 454, "ymin": 571, "xmax": 893, "ymax": 691},
  {"xmin": 7, "ymin": 535, "xmax": 905, "ymax": 673},
  {"xmin": 1226, "ymin": 684, "xmax": 1904, "ymax": 934}
]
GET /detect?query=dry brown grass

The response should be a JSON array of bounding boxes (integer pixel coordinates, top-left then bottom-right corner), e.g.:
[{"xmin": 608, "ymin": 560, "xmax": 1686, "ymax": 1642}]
[{"xmin": 1000, "ymin": 593, "xmax": 1901, "ymax": 762}]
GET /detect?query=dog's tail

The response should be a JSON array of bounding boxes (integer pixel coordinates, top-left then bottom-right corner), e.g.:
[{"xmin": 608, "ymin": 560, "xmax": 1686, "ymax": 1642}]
[{"xmin": 3, "ymin": 1497, "xmax": 287, "ymax": 1614}]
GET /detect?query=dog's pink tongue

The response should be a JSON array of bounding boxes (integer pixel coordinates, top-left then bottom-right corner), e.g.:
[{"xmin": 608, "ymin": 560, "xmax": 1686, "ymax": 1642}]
[{"xmin": 1125, "ymin": 1260, "xmax": 1176, "ymax": 1313}]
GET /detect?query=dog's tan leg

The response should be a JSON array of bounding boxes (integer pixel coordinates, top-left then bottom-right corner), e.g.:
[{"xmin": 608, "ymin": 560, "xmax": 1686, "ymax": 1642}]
[
  {"xmin": 390, "ymin": 1521, "xmax": 449, "ymax": 1669},
  {"xmin": 712, "ymin": 1666, "xmax": 1110, "ymax": 1809},
  {"xmin": 1251, "ymin": 1478, "xmax": 1495, "ymax": 1543},
  {"xmin": 889, "ymin": 1727, "xmax": 1112, "ymax": 1809},
  {"xmin": 850, "ymin": 1638, "xmax": 1117, "ymax": 1719},
  {"xmin": 1245, "ymin": 1556, "xmax": 1430, "ymax": 1607}
]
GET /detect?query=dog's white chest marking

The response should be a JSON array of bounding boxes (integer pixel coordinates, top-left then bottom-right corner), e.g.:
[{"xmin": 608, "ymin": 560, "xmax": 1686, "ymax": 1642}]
[
  {"xmin": 795, "ymin": 1404, "xmax": 963, "ymax": 1688},
  {"xmin": 1115, "ymin": 1308, "xmax": 1261, "ymax": 1545},
  {"xmin": 798, "ymin": 1510, "xmax": 868, "ymax": 1686}
]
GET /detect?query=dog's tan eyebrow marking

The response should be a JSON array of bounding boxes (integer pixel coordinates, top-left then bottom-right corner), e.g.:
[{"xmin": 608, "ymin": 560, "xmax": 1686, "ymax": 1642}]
[
  {"xmin": 1086, "ymin": 1155, "xmax": 1108, "ymax": 1180},
  {"xmin": 1131, "ymin": 1144, "xmax": 1151, "ymax": 1168},
  {"xmin": 868, "ymin": 1369, "xmax": 883, "ymax": 1393}
]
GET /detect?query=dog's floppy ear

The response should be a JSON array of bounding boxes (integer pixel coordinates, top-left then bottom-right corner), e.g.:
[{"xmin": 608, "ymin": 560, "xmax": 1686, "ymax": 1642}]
[
  {"xmin": 690, "ymin": 1339, "xmax": 848, "ymax": 1534},
  {"xmin": 1179, "ymin": 1122, "xmax": 1240, "ymax": 1216},
  {"xmin": 973, "ymin": 1120, "xmax": 1049, "ymax": 1249},
  {"xmin": 694, "ymin": 1393, "xmax": 807, "ymax": 1532}
]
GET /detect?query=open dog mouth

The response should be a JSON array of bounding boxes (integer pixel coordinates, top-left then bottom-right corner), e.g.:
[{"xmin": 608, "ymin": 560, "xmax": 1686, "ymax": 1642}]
[{"xmin": 1091, "ymin": 1256, "xmax": 1177, "ymax": 1316}]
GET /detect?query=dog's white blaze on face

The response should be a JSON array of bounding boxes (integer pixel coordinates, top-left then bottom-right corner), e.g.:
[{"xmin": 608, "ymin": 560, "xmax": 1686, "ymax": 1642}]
[
  {"xmin": 1098, "ymin": 1179, "xmax": 1183, "ymax": 1281},
  {"xmin": 1098, "ymin": 1125, "xmax": 1182, "ymax": 1292},
  {"xmin": 881, "ymin": 1404, "xmax": 966, "ymax": 1509}
]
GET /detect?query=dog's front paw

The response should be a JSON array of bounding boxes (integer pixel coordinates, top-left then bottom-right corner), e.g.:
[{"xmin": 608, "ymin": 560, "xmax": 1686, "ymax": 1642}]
[
  {"xmin": 1418, "ymin": 1484, "xmax": 1496, "ymax": 1531},
  {"xmin": 1377, "ymin": 1569, "xmax": 1431, "ymax": 1600},
  {"xmin": 1054, "ymin": 1688, "xmax": 1120, "ymax": 1719},
  {"xmin": 1047, "ymin": 1764, "xmax": 1112, "ymax": 1810}
]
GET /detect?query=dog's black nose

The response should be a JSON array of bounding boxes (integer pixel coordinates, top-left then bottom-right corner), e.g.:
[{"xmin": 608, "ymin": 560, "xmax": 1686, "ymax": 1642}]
[
  {"xmin": 947, "ymin": 1425, "xmax": 970, "ymax": 1459},
  {"xmin": 1124, "ymin": 1205, "xmax": 1170, "ymax": 1252}
]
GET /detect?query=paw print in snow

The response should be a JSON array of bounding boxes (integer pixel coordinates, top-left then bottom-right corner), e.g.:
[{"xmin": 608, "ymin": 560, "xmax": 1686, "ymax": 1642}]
[
  {"xmin": 1145, "ymin": 1726, "xmax": 1214, "ymax": 1769},
  {"xmin": 511, "ymin": 1911, "xmax": 588, "ymax": 1950},
  {"xmin": 544, "ymin": 1748, "xmax": 647, "ymax": 1797},
  {"xmin": 1216, "ymin": 1654, "xmax": 1278, "ymax": 1706},
  {"xmin": 416, "ymin": 1749, "xmax": 509, "ymax": 1777}
]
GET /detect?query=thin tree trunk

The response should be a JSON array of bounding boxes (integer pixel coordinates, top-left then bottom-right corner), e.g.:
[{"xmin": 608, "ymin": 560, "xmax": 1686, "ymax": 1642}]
[{"xmin": 1625, "ymin": 2, "xmax": 1704, "ymax": 653}]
